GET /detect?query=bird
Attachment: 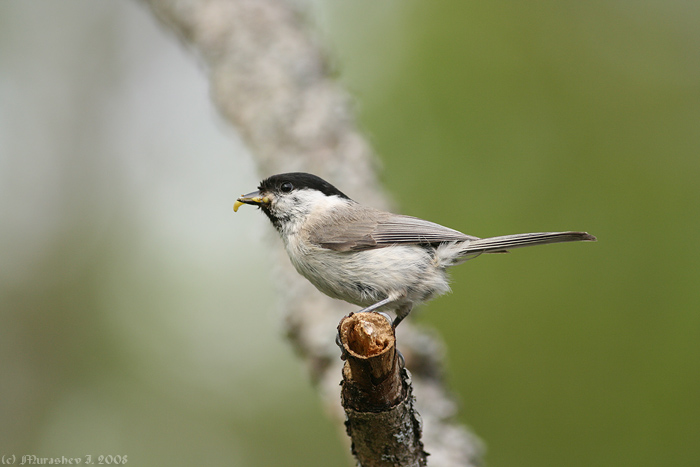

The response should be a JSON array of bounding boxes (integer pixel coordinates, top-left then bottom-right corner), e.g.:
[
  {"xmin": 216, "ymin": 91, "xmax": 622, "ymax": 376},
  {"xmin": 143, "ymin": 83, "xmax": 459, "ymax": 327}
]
[{"xmin": 234, "ymin": 172, "xmax": 595, "ymax": 327}]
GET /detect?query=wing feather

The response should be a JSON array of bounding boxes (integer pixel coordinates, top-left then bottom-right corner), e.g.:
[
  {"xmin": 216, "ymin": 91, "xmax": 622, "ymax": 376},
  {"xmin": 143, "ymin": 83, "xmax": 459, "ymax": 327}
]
[
  {"xmin": 371, "ymin": 215, "xmax": 476, "ymax": 246},
  {"xmin": 307, "ymin": 206, "xmax": 476, "ymax": 252}
]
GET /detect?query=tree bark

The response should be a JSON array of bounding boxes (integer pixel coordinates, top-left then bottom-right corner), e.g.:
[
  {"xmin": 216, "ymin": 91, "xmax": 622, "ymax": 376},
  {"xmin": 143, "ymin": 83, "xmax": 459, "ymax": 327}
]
[
  {"xmin": 339, "ymin": 312, "xmax": 427, "ymax": 466},
  {"xmin": 141, "ymin": 0, "xmax": 484, "ymax": 464}
]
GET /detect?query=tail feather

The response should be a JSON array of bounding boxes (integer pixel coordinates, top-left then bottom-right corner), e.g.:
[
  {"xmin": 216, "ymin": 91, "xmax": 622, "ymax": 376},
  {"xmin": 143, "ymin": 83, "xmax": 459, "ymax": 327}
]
[{"xmin": 463, "ymin": 231, "xmax": 596, "ymax": 255}]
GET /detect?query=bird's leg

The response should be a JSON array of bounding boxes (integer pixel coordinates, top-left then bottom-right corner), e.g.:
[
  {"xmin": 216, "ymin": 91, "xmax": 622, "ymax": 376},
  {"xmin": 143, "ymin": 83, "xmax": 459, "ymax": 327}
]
[
  {"xmin": 391, "ymin": 303, "xmax": 413, "ymax": 328},
  {"xmin": 356, "ymin": 296, "xmax": 394, "ymax": 314},
  {"xmin": 359, "ymin": 299, "xmax": 393, "ymax": 325},
  {"xmin": 335, "ymin": 332, "xmax": 347, "ymax": 360}
]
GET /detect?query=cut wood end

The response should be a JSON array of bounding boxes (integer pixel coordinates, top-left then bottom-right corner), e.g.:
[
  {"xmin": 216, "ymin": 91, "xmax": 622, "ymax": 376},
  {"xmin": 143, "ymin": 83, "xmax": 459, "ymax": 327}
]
[{"xmin": 340, "ymin": 312, "xmax": 394, "ymax": 358}]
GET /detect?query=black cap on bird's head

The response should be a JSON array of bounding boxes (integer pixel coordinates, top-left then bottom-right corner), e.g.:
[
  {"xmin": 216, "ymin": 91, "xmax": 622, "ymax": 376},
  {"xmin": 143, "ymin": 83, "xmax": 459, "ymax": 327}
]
[
  {"xmin": 234, "ymin": 172, "xmax": 351, "ymax": 212},
  {"xmin": 260, "ymin": 173, "xmax": 350, "ymax": 200}
]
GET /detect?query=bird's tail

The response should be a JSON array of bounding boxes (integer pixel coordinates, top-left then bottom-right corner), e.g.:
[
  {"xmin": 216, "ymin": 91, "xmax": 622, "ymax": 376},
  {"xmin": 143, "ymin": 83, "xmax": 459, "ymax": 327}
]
[{"xmin": 460, "ymin": 231, "xmax": 596, "ymax": 257}]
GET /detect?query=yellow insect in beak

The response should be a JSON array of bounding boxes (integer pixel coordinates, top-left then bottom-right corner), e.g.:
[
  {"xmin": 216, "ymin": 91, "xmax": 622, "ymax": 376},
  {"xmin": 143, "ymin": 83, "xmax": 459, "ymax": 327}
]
[{"xmin": 234, "ymin": 190, "xmax": 269, "ymax": 212}]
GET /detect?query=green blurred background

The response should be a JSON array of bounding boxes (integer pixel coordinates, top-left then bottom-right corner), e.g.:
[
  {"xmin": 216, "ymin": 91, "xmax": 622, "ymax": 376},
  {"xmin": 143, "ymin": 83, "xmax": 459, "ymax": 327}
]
[{"xmin": 1, "ymin": 1, "xmax": 698, "ymax": 466}]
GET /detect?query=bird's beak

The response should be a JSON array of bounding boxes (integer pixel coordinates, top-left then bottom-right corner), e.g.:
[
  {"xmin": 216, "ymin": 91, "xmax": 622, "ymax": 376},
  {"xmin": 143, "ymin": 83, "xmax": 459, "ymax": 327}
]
[{"xmin": 234, "ymin": 190, "xmax": 270, "ymax": 212}]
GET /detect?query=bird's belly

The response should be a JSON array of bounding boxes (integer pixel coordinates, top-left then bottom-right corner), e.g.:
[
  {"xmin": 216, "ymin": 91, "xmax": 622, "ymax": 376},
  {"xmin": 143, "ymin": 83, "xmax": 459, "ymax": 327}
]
[{"xmin": 285, "ymin": 241, "xmax": 450, "ymax": 308}]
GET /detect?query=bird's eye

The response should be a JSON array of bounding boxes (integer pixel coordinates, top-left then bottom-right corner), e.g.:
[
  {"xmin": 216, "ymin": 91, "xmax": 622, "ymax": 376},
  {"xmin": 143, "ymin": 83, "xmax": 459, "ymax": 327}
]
[{"xmin": 280, "ymin": 182, "xmax": 293, "ymax": 193}]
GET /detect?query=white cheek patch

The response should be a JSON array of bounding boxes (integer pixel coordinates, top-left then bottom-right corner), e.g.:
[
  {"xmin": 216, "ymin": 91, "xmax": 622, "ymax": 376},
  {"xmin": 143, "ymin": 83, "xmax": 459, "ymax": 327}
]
[
  {"xmin": 272, "ymin": 189, "xmax": 349, "ymax": 236},
  {"xmin": 277, "ymin": 190, "xmax": 346, "ymax": 218},
  {"xmin": 297, "ymin": 190, "xmax": 347, "ymax": 210},
  {"xmin": 311, "ymin": 193, "xmax": 349, "ymax": 213}
]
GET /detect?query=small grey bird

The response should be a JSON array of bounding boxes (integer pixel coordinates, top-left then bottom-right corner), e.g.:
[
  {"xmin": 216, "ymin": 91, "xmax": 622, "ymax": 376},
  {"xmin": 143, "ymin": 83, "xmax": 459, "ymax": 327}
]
[{"xmin": 234, "ymin": 172, "xmax": 595, "ymax": 327}]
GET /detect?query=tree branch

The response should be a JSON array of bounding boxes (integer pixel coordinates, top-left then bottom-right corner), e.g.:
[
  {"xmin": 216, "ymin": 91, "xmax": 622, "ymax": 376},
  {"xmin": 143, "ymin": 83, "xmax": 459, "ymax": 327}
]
[
  {"xmin": 141, "ymin": 0, "xmax": 484, "ymax": 464},
  {"xmin": 339, "ymin": 312, "xmax": 427, "ymax": 466}
]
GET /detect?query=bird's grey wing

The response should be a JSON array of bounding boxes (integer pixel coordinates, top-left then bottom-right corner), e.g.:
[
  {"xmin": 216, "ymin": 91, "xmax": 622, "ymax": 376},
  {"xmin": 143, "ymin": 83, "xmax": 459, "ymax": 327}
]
[
  {"xmin": 306, "ymin": 210, "xmax": 380, "ymax": 251},
  {"xmin": 308, "ymin": 209, "xmax": 476, "ymax": 252},
  {"xmin": 370, "ymin": 214, "xmax": 478, "ymax": 247}
]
